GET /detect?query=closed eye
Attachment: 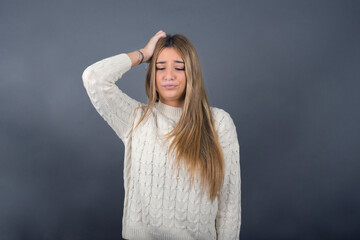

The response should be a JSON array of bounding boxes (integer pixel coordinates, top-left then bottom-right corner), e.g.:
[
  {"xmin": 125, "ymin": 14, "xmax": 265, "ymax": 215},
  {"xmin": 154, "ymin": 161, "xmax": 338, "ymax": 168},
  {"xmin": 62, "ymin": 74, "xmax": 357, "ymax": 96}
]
[{"xmin": 156, "ymin": 67, "xmax": 185, "ymax": 71}]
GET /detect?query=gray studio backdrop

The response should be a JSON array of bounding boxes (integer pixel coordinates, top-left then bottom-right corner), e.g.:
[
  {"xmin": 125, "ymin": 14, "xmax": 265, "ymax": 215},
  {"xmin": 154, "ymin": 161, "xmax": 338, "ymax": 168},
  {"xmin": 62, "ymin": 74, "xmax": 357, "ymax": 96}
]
[{"xmin": 1, "ymin": 0, "xmax": 359, "ymax": 239}]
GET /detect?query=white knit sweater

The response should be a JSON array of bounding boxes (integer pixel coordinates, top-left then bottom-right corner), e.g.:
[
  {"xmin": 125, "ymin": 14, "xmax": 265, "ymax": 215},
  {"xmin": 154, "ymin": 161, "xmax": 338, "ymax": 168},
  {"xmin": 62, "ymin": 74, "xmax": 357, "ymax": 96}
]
[{"xmin": 82, "ymin": 53, "xmax": 241, "ymax": 240}]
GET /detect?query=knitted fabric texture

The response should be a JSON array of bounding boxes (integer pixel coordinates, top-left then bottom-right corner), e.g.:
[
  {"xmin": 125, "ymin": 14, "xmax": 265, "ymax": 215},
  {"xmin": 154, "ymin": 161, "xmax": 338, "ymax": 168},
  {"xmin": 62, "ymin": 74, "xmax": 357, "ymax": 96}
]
[{"xmin": 82, "ymin": 53, "xmax": 241, "ymax": 240}]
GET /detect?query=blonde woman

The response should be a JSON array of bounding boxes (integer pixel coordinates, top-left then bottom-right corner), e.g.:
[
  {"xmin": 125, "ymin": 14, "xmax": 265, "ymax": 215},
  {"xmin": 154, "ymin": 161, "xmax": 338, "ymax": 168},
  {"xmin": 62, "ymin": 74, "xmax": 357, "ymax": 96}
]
[{"xmin": 82, "ymin": 30, "xmax": 241, "ymax": 240}]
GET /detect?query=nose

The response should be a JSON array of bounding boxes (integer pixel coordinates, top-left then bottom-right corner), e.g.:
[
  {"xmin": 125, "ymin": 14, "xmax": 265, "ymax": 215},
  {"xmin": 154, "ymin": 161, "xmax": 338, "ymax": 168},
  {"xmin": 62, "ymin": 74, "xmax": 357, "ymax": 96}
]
[{"xmin": 164, "ymin": 68, "xmax": 175, "ymax": 81}]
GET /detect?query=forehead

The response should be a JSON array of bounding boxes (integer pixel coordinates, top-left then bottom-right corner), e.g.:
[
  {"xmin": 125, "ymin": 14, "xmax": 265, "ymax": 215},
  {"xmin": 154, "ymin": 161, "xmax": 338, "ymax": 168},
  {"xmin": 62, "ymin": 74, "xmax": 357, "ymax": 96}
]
[{"xmin": 157, "ymin": 48, "xmax": 183, "ymax": 62}]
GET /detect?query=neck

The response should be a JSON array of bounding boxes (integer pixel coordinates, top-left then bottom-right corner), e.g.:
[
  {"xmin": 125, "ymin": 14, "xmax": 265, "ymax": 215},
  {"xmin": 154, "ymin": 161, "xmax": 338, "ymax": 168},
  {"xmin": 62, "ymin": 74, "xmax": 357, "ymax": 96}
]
[
  {"xmin": 158, "ymin": 98, "xmax": 184, "ymax": 108},
  {"xmin": 155, "ymin": 100, "xmax": 183, "ymax": 122}
]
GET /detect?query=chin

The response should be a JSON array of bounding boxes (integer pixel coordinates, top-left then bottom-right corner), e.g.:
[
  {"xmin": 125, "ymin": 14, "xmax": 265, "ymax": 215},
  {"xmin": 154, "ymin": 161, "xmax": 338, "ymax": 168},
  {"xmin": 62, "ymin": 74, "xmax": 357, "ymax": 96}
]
[{"xmin": 162, "ymin": 94, "xmax": 179, "ymax": 100}]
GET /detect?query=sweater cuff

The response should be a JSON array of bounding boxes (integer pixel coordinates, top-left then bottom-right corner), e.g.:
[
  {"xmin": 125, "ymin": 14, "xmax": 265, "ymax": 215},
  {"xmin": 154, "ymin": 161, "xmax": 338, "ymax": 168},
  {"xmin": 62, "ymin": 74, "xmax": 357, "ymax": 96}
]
[
  {"xmin": 111, "ymin": 53, "xmax": 132, "ymax": 76},
  {"xmin": 120, "ymin": 53, "xmax": 132, "ymax": 70}
]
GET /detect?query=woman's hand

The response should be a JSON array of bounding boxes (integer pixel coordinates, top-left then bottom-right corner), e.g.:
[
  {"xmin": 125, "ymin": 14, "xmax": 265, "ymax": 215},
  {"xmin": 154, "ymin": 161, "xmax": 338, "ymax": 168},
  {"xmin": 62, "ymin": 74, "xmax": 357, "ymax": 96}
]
[
  {"xmin": 127, "ymin": 30, "xmax": 166, "ymax": 67},
  {"xmin": 140, "ymin": 30, "xmax": 166, "ymax": 62}
]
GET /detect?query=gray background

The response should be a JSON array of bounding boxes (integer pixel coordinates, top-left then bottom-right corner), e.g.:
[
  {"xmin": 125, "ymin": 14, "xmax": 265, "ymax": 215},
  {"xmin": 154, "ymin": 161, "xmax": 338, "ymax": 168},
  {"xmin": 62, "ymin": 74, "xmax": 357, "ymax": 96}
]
[{"xmin": 1, "ymin": 0, "xmax": 359, "ymax": 239}]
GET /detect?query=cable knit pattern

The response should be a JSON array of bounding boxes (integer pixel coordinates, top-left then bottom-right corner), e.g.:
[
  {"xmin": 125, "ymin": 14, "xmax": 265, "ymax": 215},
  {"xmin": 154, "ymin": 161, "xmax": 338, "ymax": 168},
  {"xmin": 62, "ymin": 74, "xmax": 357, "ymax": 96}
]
[{"xmin": 82, "ymin": 53, "xmax": 241, "ymax": 240}]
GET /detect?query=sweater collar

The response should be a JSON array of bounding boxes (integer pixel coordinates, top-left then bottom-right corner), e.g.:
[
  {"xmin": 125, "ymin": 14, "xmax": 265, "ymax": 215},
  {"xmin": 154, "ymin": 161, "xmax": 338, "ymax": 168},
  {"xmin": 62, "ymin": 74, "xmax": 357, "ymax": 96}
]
[{"xmin": 155, "ymin": 100, "xmax": 183, "ymax": 122}]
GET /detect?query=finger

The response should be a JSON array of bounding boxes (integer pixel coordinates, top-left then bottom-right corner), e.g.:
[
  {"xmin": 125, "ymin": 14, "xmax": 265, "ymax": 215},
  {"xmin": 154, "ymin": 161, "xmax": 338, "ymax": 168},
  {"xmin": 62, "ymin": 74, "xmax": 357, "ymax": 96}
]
[
  {"xmin": 150, "ymin": 32, "xmax": 166, "ymax": 44},
  {"xmin": 150, "ymin": 31, "xmax": 164, "ymax": 41},
  {"xmin": 155, "ymin": 30, "xmax": 166, "ymax": 37},
  {"xmin": 156, "ymin": 31, "xmax": 166, "ymax": 40}
]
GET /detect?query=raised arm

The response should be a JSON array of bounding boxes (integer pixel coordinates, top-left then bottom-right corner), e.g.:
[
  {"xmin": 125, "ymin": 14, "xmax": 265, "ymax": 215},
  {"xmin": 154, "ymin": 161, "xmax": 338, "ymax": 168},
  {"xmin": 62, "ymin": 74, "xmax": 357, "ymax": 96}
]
[{"xmin": 82, "ymin": 30, "xmax": 166, "ymax": 142}]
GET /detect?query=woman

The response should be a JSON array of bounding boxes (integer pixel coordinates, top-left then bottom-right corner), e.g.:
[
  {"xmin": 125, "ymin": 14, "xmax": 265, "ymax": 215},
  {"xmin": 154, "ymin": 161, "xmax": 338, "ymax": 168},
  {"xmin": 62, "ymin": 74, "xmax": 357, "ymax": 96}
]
[{"xmin": 82, "ymin": 30, "xmax": 241, "ymax": 240}]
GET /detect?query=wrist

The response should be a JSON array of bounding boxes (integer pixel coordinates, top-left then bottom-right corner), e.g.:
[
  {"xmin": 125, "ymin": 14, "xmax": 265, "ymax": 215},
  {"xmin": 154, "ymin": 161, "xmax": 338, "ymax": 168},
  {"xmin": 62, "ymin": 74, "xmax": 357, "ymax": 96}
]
[
  {"xmin": 137, "ymin": 49, "xmax": 144, "ymax": 65},
  {"xmin": 140, "ymin": 48, "xmax": 150, "ymax": 62}
]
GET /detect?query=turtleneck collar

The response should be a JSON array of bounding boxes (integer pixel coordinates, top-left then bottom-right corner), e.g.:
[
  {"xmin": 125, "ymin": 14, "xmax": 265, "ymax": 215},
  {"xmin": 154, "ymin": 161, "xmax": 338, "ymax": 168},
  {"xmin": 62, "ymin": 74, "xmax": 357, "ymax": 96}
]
[{"xmin": 155, "ymin": 100, "xmax": 183, "ymax": 122}]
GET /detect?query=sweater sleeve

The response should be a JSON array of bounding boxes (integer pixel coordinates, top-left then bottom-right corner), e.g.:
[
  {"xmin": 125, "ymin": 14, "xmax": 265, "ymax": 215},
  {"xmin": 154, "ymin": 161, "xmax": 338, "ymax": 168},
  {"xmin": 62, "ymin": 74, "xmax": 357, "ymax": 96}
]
[
  {"xmin": 82, "ymin": 53, "xmax": 142, "ymax": 142},
  {"xmin": 215, "ymin": 111, "xmax": 241, "ymax": 240}
]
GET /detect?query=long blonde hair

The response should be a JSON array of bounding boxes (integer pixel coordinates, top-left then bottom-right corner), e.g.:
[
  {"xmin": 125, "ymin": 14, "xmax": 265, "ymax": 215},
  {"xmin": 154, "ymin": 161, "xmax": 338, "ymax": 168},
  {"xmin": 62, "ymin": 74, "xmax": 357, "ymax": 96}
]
[{"xmin": 135, "ymin": 34, "xmax": 224, "ymax": 201}]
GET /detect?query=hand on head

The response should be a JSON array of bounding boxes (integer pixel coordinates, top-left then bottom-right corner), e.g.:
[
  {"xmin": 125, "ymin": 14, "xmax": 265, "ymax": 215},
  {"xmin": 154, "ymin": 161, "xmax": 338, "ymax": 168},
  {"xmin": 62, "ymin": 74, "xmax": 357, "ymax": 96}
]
[{"xmin": 141, "ymin": 30, "xmax": 166, "ymax": 62}]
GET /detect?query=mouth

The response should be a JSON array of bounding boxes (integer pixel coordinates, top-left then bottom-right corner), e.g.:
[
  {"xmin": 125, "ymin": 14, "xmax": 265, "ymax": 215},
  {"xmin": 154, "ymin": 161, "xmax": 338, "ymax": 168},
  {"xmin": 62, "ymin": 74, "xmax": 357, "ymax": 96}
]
[{"xmin": 162, "ymin": 84, "xmax": 178, "ymax": 89}]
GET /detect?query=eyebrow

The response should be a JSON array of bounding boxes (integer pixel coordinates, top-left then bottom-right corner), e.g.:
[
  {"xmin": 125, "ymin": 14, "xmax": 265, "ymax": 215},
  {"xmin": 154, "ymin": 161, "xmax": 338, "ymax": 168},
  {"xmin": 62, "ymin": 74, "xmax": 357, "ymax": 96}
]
[{"xmin": 156, "ymin": 60, "xmax": 185, "ymax": 64}]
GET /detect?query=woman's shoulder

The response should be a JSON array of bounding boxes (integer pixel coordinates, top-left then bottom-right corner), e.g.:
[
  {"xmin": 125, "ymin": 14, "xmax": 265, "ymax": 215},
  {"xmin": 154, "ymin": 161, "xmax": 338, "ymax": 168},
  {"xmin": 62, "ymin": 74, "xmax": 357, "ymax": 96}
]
[
  {"xmin": 210, "ymin": 106, "xmax": 236, "ymax": 130},
  {"xmin": 210, "ymin": 106, "xmax": 239, "ymax": 148}
]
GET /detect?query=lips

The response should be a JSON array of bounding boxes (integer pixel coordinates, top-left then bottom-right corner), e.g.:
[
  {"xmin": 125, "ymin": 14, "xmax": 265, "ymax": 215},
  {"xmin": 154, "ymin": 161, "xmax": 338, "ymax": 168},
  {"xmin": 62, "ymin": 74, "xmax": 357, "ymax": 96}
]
[{"xmin": 162, "ymin": 84, "xmax": 178, "ymax": 89}]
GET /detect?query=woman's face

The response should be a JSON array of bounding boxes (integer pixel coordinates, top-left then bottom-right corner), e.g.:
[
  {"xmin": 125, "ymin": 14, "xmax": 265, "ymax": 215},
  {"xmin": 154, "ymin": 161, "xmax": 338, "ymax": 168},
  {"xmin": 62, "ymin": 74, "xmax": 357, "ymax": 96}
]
[{"xmin": 155, "ymin": 47, "xmax": 186, "ymax": 107}]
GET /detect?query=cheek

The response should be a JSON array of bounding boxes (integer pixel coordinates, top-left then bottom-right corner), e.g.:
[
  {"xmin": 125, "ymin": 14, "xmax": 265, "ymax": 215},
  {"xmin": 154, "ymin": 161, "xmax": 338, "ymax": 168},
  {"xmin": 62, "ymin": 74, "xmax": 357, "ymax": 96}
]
[{"xmin": 181, "ymin": 74, "xmax": 187, "ymax": 89}]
